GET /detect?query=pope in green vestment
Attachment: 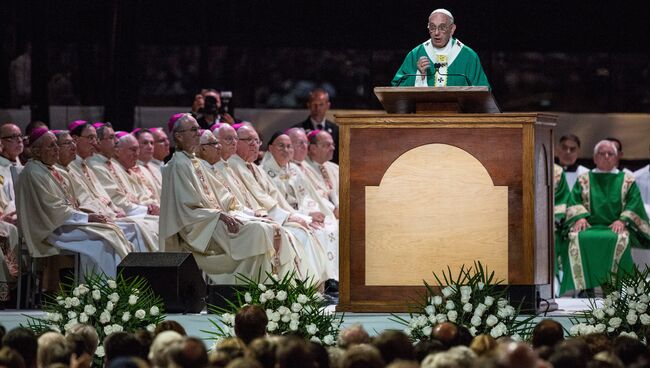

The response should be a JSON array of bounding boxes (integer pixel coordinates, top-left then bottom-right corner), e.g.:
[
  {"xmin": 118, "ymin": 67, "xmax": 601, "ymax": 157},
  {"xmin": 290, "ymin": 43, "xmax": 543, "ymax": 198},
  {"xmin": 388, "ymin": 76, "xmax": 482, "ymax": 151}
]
[{"xmin": 559, "ymin": 141, "xmax": 650, "ymax": 294}]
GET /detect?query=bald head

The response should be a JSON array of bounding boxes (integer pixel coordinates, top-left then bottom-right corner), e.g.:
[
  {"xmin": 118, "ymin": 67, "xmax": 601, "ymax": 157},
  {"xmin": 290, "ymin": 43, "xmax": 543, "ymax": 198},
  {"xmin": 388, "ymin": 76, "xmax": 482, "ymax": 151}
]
[{"xmin": 432, "ymin": 322, "xmax": 458, "ymax": 348}]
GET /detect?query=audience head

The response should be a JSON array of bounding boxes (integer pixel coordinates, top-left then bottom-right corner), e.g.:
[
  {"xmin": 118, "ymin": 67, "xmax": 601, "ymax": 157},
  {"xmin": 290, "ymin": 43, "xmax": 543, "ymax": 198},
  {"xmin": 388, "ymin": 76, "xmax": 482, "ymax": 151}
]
[
  {"xmin": 548, "ymin": 339, "xmax": 590, "ymax": 368},
  {"xmin": 500, "ymin": 342, "xmax": 538, "ymax": 368},
  {"xmin": 245, "ymin": 337, "xmax": 277, "ymax": 368},
  {"xmin": 0, "ymin": 123, "xmax": 25, "ymax": 161},
  {"xmin": 414, "ymin": 339, "xmax": 445, "ymax": 363},
  {"xmin": 422, "ymin": 345, "xmax": 476, "ymax": 368},
  {"xmin": 612, "ymin": 335, "xmax": 649, "ymax": 366},
  {"xmin": 169, "ymin": 336, "xmax": 208, "ymax": 368},
  {"xmin": 2, "ymin": 328, "xmax": 37, "ymax": 368},
  {"xmin": 54, "ymin": 130, "xmax": 76, "ymax": 167},
  {"xmin": 307, "ymin": 88, "xmax": 331, "ymax": 123},
  {"xmin": 0, "ymin": 346, "xmax": 26, "ymax": 368},
  {"xmin": 225, "ymin": 357, "xmax": 263, "ymax": 368},
  {"xmin": 154, "ymin": 321, "xmax": 187, "ymax": 337},
  {"xmin": 148, "ymin": 330, "xmax": 183, "ymax": 368},
  {"xmin": 470, "ymin": 334, "xmax": 498, "ymax": 357},
  {"xmin": 593, "ymin": 140, "xmax": 618, "ymax": 172},
  {"xmin": 197, "ymin": 129, "xmax": 221, "ymax": 165},
  {"xmin": 133, "ymin": 129, "xmax": 154, "ymax": 163},
  {"xmin": 372, "ymin": 330, "xmax": 415, "ymax": 364},
  {"xmin": 308, "ymin": 130, "xmax": 335, "ymax": 164},
  {"xmin": 275, "ymin": 337, "xmax": 315, "ymax": 368},
  {"xmin": 37, "ymin": 331, "xmax": 67, "ymax": 368},
  {"xmin": 94, "ymin": 123, "xmax": 117, "ymax": 158},
  {"xmin": 432, "ymin": 322, "xmax": 459, "ymax": 349},
  {"xmin": 67, "ymin": 324, "xmax": 99, "ymax": 356},
  {"xmin": 103, "ymin": 332, "xmax": 141, "ymax": 367},
  {"xmin": 307, "ymin": 340, "xmax": 329, "ymax": 368},
  {"xmin": 427, "ymin": 9, "xmax": 456, "ymax": 48},
  {"xmin": 337, "ymin": 324, "xmax": 370, "ymax": 349},
  {"xmin": 532, "ymin": 319, "xmax": 564, "ymax": 349},
  {"xmin": 557, "ymin": 134, "xmax": 581, "ymax": 167},
  {"xmin": 114, "ymin": 133, "xmax": 140, "ymax": 170},
  {"xmin": 236, "ymin": 125, "xmax": 261, "ymax": 163},
  {"xmin": 286, "ymin": 128, "xmax": 309, "ymax": 163},
  {"xmin": 71, "ymin": 123, "xmax": 97, "ymax": 159},
  {"xmin": 151, "ymin": 128, "xmax": 170, "ymax": 161},
  {"xmin": 234, "ymin": 305, "xmax": 268, "ymax": 346},
  {"xmin": 342, "ymin": 344, "xmax": 385, "ymax": 368},
  {"xmin": 170, "ymin": 113, "xmax": 200, "ymax": 152},
  {"xmin": 210, "ymin": 337, "xmax": 246, "ymax": 367},
  {"xmin": 268, "ymin": 133, "xmax": 293, "ymax": 167}
]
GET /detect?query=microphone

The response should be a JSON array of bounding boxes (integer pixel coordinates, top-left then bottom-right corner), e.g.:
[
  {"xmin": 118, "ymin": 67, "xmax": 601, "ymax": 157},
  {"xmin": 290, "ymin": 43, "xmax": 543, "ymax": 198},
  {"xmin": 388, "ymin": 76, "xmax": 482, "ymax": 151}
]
[{"xmin": 394, "ymin": 73, "xmax": 429, "ymax": 87}]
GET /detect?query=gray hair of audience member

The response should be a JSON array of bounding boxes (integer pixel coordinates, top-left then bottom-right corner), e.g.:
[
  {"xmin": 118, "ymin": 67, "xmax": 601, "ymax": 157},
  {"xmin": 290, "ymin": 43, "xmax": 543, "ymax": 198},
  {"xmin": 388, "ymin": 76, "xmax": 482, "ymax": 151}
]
[
  {"xmin": 225, "ymin": 357, "xmax": 263, "ymax": 368},
  {"xmin": 328, "ymin": 346, "xmax": 345, "ymax": 368},
  {"xmin": 37, "ymin": 331, "xmax": 66, "ymax": 368},
  {"xmin": 593, "ymin": 140, "xmax": 618, "ymax": 156},
  {"xmin": 115, "ymin": 133, "xmax": 138, "ymax": 148},
  {"xmin": 245, "ymin": 337, "xmax": 277, "ymax": 368},
  {"xmin": 337, "ymin": 324, "xmax": 370, "ymax": 349},
  {"xmin": 66, "ymin": 323, "xmax": 99, "ymax": 355},
  {"xmin": 469, "ymin": 334, "xmax": 498, "ymax": 357},
  {"xmin": 421, "ymin": 346, "xmax": 477, "ymax": 368},
  {"xmin": 53, "ymin": 130, "xmax": 70, "ymax": 140},
  {"xmin": 373, "ymin": 329, "xmax": 415, "ymax": 364},
  {"xmin": 341, "ymin": 344, "xmax": 385, "ymax": 368},
  {"xmin": 148, "ymin": 330, "xmax": 184, "ymax": 367},
  {"xmin": 96, "ymin": 122, "xmax": 114, "ymax": 140},
  {"xmin": 592, "ymin": 351, "xmax": 624, "ymax": 368}
]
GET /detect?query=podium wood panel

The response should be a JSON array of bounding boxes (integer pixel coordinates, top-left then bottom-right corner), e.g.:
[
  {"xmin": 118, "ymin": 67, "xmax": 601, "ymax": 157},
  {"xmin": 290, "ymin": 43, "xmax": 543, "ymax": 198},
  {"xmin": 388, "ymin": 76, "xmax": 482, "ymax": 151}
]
[{"xmin": 336, "ymin": 113, "xmax": 556, "ymax": 312}]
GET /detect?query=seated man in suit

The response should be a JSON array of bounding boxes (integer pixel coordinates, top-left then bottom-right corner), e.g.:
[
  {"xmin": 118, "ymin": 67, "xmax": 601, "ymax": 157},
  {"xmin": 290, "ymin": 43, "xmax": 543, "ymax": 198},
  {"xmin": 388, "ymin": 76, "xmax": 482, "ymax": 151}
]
[
  {"xmin": 559, "ymin": 140, "xmax": 650, "ymax": 295},
  {"xmin": 293, "ymin": 88, "xmax": 339, "ymax": 163}
]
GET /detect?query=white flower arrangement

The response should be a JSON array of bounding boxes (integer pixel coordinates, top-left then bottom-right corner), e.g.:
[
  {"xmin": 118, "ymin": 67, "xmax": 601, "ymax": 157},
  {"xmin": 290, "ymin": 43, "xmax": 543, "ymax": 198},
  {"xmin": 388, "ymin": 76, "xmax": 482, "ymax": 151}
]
[
  {"xmin": 392, "ymin": 262, "xmax": 534, "ymax": 342},
  {"xmin": 25, "ymin": 272, "xmax": 166, "ymax": 365},
  {"xmin": 205, "ymin": 271, "xmax": 342, "ymax": 346},
  {"xmin": 570, "ymin": 267, "xmax": 650, "ymax": 342}
]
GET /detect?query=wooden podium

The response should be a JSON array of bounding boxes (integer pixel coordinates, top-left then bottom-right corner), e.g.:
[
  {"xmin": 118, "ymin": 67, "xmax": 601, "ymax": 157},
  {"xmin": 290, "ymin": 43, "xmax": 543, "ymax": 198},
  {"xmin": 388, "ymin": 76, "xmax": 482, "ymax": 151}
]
[{"xmin": 335, "ymin": 87, "xmax": 557, "ymax": 313}]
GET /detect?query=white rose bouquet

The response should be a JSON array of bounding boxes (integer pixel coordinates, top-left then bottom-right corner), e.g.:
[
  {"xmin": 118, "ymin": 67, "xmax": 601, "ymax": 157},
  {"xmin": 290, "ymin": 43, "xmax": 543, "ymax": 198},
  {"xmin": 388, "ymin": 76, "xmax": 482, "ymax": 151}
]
[
  {"xmin": 205, "ymin": 271, "xmax": 342, "ymax": 346},
  {"xmin": 25, "ymin": 272, "xmax": 165, "ymax": 364},
  {"xmin": 391, "ymin": 262, "xmax": 535, "ymax": 342},
  {"xmin": 570, "ymin": 266, "xmax": 650, "ymax": 341}
]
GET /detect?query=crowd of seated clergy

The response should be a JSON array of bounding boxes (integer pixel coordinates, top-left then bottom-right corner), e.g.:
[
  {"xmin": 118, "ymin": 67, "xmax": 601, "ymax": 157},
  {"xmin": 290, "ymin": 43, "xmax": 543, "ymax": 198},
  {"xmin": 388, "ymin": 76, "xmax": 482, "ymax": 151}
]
[
  {"xmin": 0, "ymin": 94, "xmax": 341, "ymax": 306},
  {"xmin": 553, "ymin": 137, "xmax": 650, "ymax": 297}
]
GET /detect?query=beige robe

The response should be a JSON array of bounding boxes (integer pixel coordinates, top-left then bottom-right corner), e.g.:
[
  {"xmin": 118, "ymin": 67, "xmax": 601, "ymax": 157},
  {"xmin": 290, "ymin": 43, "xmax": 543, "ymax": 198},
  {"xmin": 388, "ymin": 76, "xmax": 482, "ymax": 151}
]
[
  {"xmin": 0, "ymin": 184, "xmax": 18, "ymax": 293},
  {"xmin": 66, "ymin": 156, "xmax": 160, "ymax": 252},
  {"xmin": 209, "ymin": 159, "xmax": 330, "ymax": 282},
  {"xmin": 303, "ymin": 157, "xmax": 339, "ymax": 208},
  {"xmin": 88, "ymin": 154, "xmax": 157, "ymax": 215},
  {"xmin": 16, "ymin": 160, "xmax": 133, "ymax": 276},
  {"xmin": 160, "ymin": 151, "xmax": 299, "ymax": 284},
  {"xmin": 136, "ymin": 160, "xmax": 161, "ymax": 201},
  {"xmin": 0, "ymin": 155, "xmax": 22, "ymax": 213},
  {"xmin": 262, "ymin": 156, "xmax": 339, "ymax": 280}
]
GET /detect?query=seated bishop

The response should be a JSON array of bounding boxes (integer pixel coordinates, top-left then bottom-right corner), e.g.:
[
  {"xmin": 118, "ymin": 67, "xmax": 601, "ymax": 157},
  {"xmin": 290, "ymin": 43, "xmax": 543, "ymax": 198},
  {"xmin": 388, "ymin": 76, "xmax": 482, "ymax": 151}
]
[
  {"xmin": 559, "ymin": 140, "xmax": 650, "ymax": 295},
  {"xmin": 197, "ymin": 128, "xmax": 331, "ymax": 284},
  {"xmin": 160, "ymin": 113, "xmax": 300, "ymax": 283},
  {"xmin": 16, "ymin": 129, "xmax": 133, "ymax": 277},
  {"xmin": 56, "ymin": 127, "xmax": 159, "ymax": 252},
  {"xmin": 133, "ymin": 128, "xmax": 162, "ymax": 201}
]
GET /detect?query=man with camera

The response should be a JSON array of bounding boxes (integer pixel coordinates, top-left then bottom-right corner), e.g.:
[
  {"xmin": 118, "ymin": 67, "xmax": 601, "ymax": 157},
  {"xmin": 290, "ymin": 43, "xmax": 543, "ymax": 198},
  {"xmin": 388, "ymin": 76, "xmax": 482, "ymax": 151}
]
[{"xmin": 194, "ymin": 89, "xmax": 236, "ymax": 129}]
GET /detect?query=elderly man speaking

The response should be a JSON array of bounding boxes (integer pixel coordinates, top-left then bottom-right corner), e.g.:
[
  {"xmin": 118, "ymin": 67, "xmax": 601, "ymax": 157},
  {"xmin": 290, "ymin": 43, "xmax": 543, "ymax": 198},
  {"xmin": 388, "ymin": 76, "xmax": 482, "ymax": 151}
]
[{"xmin": 391, "ymin": 8, "xmax": 490, "ymax": 87}]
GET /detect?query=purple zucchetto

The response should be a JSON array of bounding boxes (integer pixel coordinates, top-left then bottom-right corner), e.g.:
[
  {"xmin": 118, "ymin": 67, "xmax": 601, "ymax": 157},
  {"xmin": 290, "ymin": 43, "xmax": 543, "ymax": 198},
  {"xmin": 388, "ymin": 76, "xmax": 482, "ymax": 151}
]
[
  {"xmin": 29, "ymin": 127, "xmax": 50, "ymax": 147},
  {"xmin": 168, "ymin": 113, "xmax": 186, "ymax": 133},
  {"xmin": 67, "ymin": 120, "xmax": 87, "ymax": 132},
  {"xmin": 115, "ymin": 131, "xmax": 131, "ymax": 141}
]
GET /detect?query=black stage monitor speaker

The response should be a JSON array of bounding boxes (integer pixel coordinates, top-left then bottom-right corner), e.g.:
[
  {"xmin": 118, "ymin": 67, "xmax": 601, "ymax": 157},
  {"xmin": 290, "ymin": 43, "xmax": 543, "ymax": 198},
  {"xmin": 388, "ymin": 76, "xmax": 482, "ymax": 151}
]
[{"xmin": 117, "ymin": 252, "xmax": 206, "ymax": 313}]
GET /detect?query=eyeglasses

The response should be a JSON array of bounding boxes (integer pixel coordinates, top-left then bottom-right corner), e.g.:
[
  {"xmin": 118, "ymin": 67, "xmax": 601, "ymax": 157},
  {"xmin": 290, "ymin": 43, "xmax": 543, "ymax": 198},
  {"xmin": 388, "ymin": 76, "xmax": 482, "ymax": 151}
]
[
  {"xmin": 176, "ymin": 127, "xmax": 199, "ymax": 133},
  {"xmin": 596, "ymin": 151, "xmax": 617, "ymax": 157},
  {"xmin": 201, "ymin": 142, "xmax": 220, "ymax": 147},
  {"xmin": 221, "ymin": 136, "xmax": 239, "ymax": 143},
  {"xmin": 80, "ymin": 134, "xmax": 98, "ymax": 141},
  {"xmin": 427, "ymin": 23, "xmax": 451, "ymax": 33},
  {"xmin": 58, "ymin": 140, "xmax": 76, "ymax": 147},
  {"xmin": 1, "ymin": 134, "xmax": 24, "ymax": 142},
  {"xmin": 239, "ymin": 137, "xmax": 261, "ymax": 146}
]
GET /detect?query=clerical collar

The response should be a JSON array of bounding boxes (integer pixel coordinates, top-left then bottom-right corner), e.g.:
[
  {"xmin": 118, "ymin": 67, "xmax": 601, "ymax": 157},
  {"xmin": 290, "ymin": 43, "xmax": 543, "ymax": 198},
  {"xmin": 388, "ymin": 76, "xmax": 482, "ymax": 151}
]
[
  {"xmin": 563, "ymin": 163, "xmax": 581, "ymax": 172},
  {"xmin": 593, "ymin": 168, "xmax": 619, "ymax": 174}
]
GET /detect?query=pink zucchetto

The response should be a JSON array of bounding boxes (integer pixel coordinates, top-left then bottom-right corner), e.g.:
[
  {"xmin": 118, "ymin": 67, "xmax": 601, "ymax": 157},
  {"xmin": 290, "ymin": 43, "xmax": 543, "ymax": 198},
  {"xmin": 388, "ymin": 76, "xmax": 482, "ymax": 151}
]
[
  {"xmin": 209, "ymin": 123, "xmax": 222, "ymax": 132},
  {"xmin": 29, "ymin": 127, "xmax": 50, "ymax": 147},
  {"xmin": 92, "ymin": 122, "xmax": 105, "ymax": 130},
  {"xmin": 115, "ymin": 131, "xmax": 131, "ymax": 141},
  {"xmin": 231, "ymin": 123, "xmax": 244, "ymax": 131},
  {"xmin": 67, "ymin": 120, "xmax": 87, "ymax": 132},
  {"xmin": 131, "ymin": 128, "xmax": 142, "ymax": 135},
  {"xmin": 307, "ymin": 129, "xmax": 321, "ymax": 139},
  {"xmin": 168, "ymin": 113, "xmax": 186, "ymax": 133}
]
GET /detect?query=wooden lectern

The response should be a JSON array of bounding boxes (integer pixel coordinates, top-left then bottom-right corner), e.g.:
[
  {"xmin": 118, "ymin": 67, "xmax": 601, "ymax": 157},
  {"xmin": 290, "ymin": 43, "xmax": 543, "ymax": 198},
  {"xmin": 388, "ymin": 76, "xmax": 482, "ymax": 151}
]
[{"xmin": 335, "ymin": 87, "xmax": 557, "ymax": 313}]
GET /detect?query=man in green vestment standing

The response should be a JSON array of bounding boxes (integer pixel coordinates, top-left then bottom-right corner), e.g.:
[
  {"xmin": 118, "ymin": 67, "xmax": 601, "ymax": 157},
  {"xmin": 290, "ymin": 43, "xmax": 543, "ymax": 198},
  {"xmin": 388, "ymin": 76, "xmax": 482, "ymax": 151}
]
[
  {"xmin": 391, "ymin": 8, "xmax": 490, "ymax": 88},
  {"xmin": 560, "ymin": 140, "xmax": 650, "ymax": 295}
]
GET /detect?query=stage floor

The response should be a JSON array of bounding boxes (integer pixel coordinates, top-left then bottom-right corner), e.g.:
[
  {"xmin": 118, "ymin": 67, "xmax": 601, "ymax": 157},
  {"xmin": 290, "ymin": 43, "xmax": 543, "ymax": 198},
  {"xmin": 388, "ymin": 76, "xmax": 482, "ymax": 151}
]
[{"xmin": 0, "ymin": 298, "xmax": 595, "ymax": 340}]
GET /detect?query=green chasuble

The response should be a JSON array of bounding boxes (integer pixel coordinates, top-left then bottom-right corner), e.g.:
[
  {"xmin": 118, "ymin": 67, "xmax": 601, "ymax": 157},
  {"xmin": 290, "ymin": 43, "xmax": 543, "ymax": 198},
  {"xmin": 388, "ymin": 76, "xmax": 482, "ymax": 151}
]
[
  {"xmin": 553, "ymin": 164, "xmax": 570, "ymax": 277},
  {"xmin": 391, "ymin": 38, "xmax": 490, "ymax": 88},
  {"xmin": 559, "ymin": 171, "xmax": 650, "ymax": 294}
]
